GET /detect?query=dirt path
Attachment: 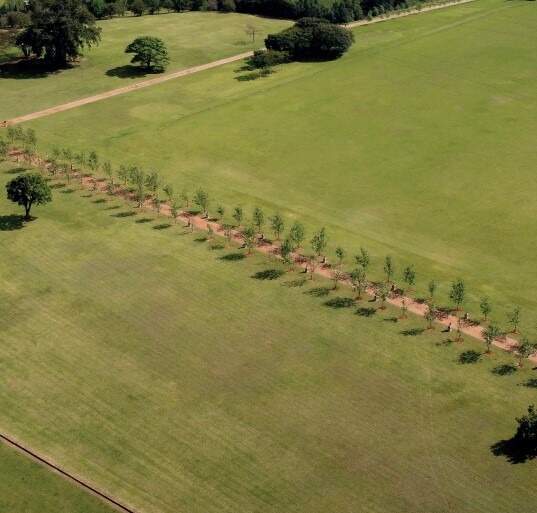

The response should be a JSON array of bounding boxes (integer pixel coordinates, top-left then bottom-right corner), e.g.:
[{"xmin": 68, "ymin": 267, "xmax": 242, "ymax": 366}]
[
  {"xmin": 3, "ymin": 51, "xmax": 253, "ymax": 126},
  {"xmin": 346, "ymin": 0, "xmax": 476, "ymax": 29},
  {"xmin": 2, "ymin": 0, "xmax": 475, "ymax": 127},
  {"xmin": 11, "ymin": 147, "xmax": 529, "ymax": 364},
  {"xmin": 0, "ymin": 431, "xmax": 139, "ymax": 513}
]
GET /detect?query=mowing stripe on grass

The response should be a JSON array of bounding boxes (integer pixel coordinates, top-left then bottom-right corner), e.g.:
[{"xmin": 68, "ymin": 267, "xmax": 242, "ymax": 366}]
[{"xmin": 0, "ymin": 432, "xmax": 139, "ymax": 513}]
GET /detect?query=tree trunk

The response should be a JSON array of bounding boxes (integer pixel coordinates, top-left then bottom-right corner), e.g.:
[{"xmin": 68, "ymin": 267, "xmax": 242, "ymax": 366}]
[{"xmin": 24, "ymin": 202, "xmax": 32, "ymax": 220}]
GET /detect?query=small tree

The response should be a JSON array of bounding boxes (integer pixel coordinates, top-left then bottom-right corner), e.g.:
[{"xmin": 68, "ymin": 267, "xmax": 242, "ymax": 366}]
[
  {"xmin": 507, "ymin": 306, "xmax": 521, "ymax": 334},
  {"xmin": 378, "ymin": 283, "xmax": 389, "ymax": 310},
  {"xmin": 280, "ymin": 237, "xmax": 294, "ymax": 266},
  {"xmin": 163, "ymin": 184, "xmax": 174, "ymax": 202},
  {"xmin": 402, "ymin": 265, "xmax": 416, "ymax": 293},
  {"xmin": 384, "ymin": 255, "xmax": 394, "ymax": 283},
  {"xmin": 252, "ymin": 207, "xmax": 264, "ymax": 234},
  {"xmin": 335, "ymin": 246, "xmax": 345, "ymax": 268},
  {"xmin": 0, "ymin": 140, "xmax": 8, "ymax": 161},
  {"xmin": 62, "ymin": 148, "xmax": 74, "ymax": 172},
  {"xmin": 125, "ymin": 36, "xmax": 170, "ymax": 72},
  {"xmin": 400, "ymin": 298, "xmax": 408, "ymax": 319},
  {"xmin": 180, "ymin": 189, "xmax": 189, "ymax": 208},
  {"xmin": 145, "ymin": 171, "xmax": 161, "ymax": 200},
  {"xmin": 171, "ymin": 199, "xmax": 180, "ymax": 223},
  {"xmin": 428, "ymin": 279, "xmax": 436, "ymax": 302},
  {"xmin": 194, "ymin": 189, "xmax": 209, "ymax": 218},
  {"xmin": 6, "ymin": 173, "xmax": 52, "ymax": 220},
  {"xmin": 350, "ymin": 267, "xmax": 367, "ymax": 300},
  {"xmin": 332, "ymin": 269, "xmax": 344, "ymax": 290},
  {"xmin": 269, "ymin": 213, "xmax": 284, "ymax": 241},
  {"xmin": 517, "ymin": 339, "xmax": 537, "ymax": 368},
  {"xmin": 355, "ymin": 247, "xmax": 370, "ymax": 270},
  {"xmin": 232, "ymin": 206, "xmax": 243, "ymax": 227},
  {"xmin": 425, "ymin": 303, "xmax": 436, "ymax": 330},
  {"xmin": 310, "ymin": 227, "xmax": 327, "ymax": 259},
  {"xmin": 118, "ymin": 165, "xmax": 129, "ymax": 186},
  {"xmin": 242, "ymin": 225, "xmax": 256, "ymax": 255},
  {"xmin": 245, "ymin": 23, "xmax": 258, "ymax": 43},
  {"xmin": 289, "ymin": 221, "xmax": 305, "ymax": 250},
  {"xmin": 482, "ymin": 323, "xmax": 501, "ymax": 354},
  {"xmin": 449, "ymin": 279, "xmax": 465, "ymax": 311},
  {"xmin": 88, "ymin": 151, "xmax": 99, "ymax": 174},
  {"xmin": 103, "ymin": 161, "xmax": 113, "ymax": 185},
  {"xmin": 480, "ymin": 297, "xmax": 491, "ymax": 321}
]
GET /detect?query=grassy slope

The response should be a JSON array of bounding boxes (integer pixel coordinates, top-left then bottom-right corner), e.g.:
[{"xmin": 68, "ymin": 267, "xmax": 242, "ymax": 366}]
[
  {"xmin": 25, "ymin": 0, "xmax": 537, "ymax": 336},
  {"xmin": 0, "ymin": 442, "xmax": 116, "ymax": 513},
  {"xmin": 1, "ymin": 161, "xmax": 536, "ymax": 513},
  {"xmin": 0, "ymin": 12, "xmax": 289, "ymax": 118}
]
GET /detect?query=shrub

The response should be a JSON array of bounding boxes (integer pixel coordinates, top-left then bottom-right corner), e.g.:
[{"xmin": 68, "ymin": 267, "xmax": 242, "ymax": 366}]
[
  {"xmin": 245, "ymin": 49, "xmax": 290, "ymax": 70},
  {"xmin": 265, "ymin": 17, "xmax": 354, "ymax": 61}
]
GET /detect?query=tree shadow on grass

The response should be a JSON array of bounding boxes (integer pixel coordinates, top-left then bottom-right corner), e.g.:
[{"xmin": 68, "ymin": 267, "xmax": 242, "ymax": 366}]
[
  {"xmin": 0, "ymin": 58, "xmax": 65, "ymax": 79},
  {"xmin": 458, "ymin": 350, "xmax": 482, "ymax": 364},
  {"xmin": 0, "ymin": 214, "xmax": 24, "ymax": 231},
  {"xmin": 50, "ymin": 182, "xmax": 66, "ymax": 189},
  {"xmin": 491, "ymin": 437, "xmax": 537, "ymax": 464},
  {"xmin": 194, "ymin": 235, "xmax": 208, "ymax": 242},
  {"xmin": 92, "ymin": 198, "xmax": 107, "ymax": 204},
  {"xmin": 521, "ymin": 378, "xmax": 537, "ymax": 389},
  {"xmin": 252, "ymin": 269, "xmax": 284, "ymax": 280},
  {"xmin": 60, "ymin": 188, "xmax": 76, "ymax": 194},
  {"xmin": 153, "ymin": 223, "xmax": 171, "ymax": 230},
  {"xmin": 492, "ymin": 364, "xmax": 517, "ymax": 376},
  {"xmin": 219, "ymin": 252, "xmax": 245, "ymax": 262},
  {"xmin": 356, "ymin": 307, "xmax": 376, "ymax": 317},
  {"xmin": 324, "ymin": 297, "xmax": 354, "ymax": 309},
  {"xmin": 105, "ymin": 65, "xmax": 149, "ymax": 79},
  {"xmin": 384, "ymin": 316, "xmax": 398, "ymax": 323},
  {"xmin": 112, "ymin": 211, "xmax": 137, "ymax": 218},
  {"xmin": 135, "ymin": 217, "xmax": 153, "ymax": 224},
  {"xmin": 104, "ymin": 205, "xmax": 120, "ymax": 210},
  {"xmin": 283, "ymin": 278, "xmax": 307, "ymax": 288},
  {"xmin": 305, "ymin": 286, "xmax": 331, "ymax": 298},
  {"xmin": 4, "ymin": 167, "xmax": 25, "ymax": 175},
  {"xmin": 401, "ymin": 328, "xmax": 425, "ymax": 337},
  {"xmin": 208, "ymin": 243, "xmax": 225, "ymax": 251}
]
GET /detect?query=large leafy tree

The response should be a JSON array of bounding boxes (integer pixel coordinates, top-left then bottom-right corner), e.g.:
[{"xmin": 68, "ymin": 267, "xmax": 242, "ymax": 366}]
[
  {"xmin": 6, "ymin": 173, "xmax": 52, "ymax": 219},
  {"xmin": 125, "ymin": 36, "xmax": 169, "ymax": 72},
  {"xmin": 16, "ymin": 0, "xmax": 101, "ymax": 67}
]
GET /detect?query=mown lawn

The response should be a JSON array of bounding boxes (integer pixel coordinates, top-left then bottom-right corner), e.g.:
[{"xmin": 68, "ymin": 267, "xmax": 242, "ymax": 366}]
[
  {"xmin": 1, "ymin": 161, "xmax": 536, "ymax": 513},
  {"xmin": 0, "ymin": 442, "xmax": 115, "ymax": 513},
  {"xmin": 0, "ymin": 11, "xmax": 289, "ymax": 118},
  {"xmin": 23, "ymin": 0, "xmax": 537, "ymax": 337}
]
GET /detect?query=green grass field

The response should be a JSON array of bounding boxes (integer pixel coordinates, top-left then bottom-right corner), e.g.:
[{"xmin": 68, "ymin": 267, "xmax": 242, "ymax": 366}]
[
  {"xmin": 0, "ymin": 442, "xmax": 115, "ymax": 513},
  {"xmin": 23, "ymin": 0, "xmax": 537, "ymax": 336},
  {"xmin": 0, "ymin": 12, "xmax": 289, "ymax": 118},
  {"xmin": 1, "ymin": 161, "xmax": 537, "ymax": 513}
]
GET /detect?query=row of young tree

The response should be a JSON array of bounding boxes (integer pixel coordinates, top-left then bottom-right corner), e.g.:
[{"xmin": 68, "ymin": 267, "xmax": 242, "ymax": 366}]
[{"xmin": 3, "ymin": 126, "xmax": 535, "ymax": 362}]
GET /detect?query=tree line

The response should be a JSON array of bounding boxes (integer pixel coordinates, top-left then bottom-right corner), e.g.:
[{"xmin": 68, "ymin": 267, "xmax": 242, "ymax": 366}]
[
  {"xmin": 3, "ymin": 127, "xmax": 535, "ymax": 363},
  {"xmin": 1, "ymin": 0, "xmax": 462, "ymax": 31}
]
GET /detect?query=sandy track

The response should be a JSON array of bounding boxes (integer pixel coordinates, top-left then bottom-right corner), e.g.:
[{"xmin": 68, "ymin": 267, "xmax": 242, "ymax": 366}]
[
  {"xmin": 3, "ymin": 0, "xmax": 475, "ymax": 126},
  {"xmin": 4, "ymin": 51, "xmax": 253, "ymax": 125}
]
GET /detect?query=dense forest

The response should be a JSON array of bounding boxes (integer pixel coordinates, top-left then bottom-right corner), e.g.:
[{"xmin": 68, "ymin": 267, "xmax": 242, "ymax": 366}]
[{"xmin": 1, "ymin": 0, "xmax": 421, "ymax": 27}]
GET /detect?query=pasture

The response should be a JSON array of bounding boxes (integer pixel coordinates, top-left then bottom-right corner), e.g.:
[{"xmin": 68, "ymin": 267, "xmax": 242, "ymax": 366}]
[
  {"xmin": 1, "ymin": 160, "xmax": 537, "ymax": 513},
  {"xmin": 24, "ymin": 0, "xmax": 537, "ymax": 336},
  {"xmin": 0, "ymin": 441, "xmax": 115, "ymax": 513},
  {"xmin": 0, "ymin": 11, "xmax": 289, "ymax": 118}
]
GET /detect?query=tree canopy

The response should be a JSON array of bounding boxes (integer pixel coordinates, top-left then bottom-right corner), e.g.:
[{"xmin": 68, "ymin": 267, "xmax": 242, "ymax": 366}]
[
  {"xmin": 6, "ymin": 173, "xmax": 52, "ymax": 220},
  {"xmin": 16, "ymin": 0, "xmax": 101, "ymax": 67},
  {"xmin": 125, "ymin": 36, "xmax": 170, "ymax": 71},
  {"xmin": 265, "ymin": 17, "xmax": 354, "ymax": 61}
]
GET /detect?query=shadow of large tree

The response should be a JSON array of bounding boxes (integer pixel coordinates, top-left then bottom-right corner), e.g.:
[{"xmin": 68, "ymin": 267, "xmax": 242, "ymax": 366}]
[{"xmin": 0, "ymin": 214, "xmax": 24, "ymax": 231}]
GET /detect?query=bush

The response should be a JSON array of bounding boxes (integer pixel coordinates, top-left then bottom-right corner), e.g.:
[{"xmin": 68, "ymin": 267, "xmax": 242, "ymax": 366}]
[
  {"xmin": 245, "ymin": 49, "xmax": 289, "ymax": 69},
  {"xmin": 265, "ymin": 17, "xmax": 354, "ymax": 61},
  {"xmin": 218, "ymin": 0, "xmax": 236, "ymax": 11}
]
